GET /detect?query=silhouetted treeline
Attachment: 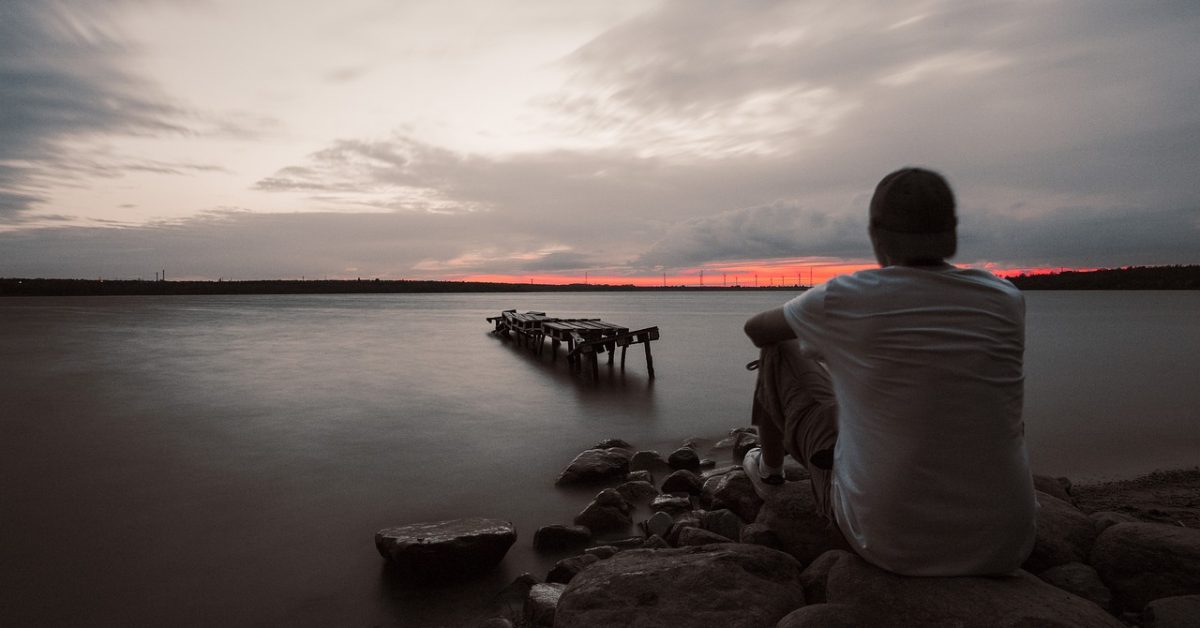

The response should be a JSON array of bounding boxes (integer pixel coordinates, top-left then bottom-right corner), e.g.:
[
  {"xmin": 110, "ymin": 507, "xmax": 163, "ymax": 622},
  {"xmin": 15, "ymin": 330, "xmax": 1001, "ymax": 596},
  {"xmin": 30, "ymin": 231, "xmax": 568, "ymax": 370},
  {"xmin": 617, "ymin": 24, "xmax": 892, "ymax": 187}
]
[{"xmin": 1005, "ymin": 265, "xmax": 1200, "ymax": 290}]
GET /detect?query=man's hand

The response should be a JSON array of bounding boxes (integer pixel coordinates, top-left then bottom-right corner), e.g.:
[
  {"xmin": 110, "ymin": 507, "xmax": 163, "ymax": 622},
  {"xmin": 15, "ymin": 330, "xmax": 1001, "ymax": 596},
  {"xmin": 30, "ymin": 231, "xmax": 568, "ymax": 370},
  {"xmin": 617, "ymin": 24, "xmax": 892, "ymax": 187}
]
[{"xmin": 744, "ymin": 307, "xmax": 796, "ymax": 347}]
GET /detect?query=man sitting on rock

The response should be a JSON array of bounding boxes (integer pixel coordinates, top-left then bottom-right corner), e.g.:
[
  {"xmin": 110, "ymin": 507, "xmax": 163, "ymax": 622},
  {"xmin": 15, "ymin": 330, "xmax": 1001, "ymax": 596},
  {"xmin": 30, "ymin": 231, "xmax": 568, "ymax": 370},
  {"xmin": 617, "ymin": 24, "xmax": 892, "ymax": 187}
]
[{"xmin": 742, "ymin": 167, "xmax": 1038, "ymax": 576}]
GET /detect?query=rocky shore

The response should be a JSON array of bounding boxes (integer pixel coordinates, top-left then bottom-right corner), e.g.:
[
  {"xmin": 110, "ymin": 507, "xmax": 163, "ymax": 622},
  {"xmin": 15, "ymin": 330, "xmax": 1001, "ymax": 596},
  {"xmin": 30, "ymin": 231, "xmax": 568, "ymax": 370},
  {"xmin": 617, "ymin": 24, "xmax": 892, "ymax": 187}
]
[{"xmin": 375, "ymin": 431, "xmax": 1200, "ymax": 627}]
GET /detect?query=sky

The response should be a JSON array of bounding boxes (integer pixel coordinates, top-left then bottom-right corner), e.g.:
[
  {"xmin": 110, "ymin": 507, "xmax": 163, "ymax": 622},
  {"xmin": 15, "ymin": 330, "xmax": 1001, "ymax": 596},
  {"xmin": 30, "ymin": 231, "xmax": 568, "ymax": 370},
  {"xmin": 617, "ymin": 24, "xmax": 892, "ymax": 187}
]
[{"xmin": 1, "ymin": 0, "xmax": 1197, "ymax": 284}]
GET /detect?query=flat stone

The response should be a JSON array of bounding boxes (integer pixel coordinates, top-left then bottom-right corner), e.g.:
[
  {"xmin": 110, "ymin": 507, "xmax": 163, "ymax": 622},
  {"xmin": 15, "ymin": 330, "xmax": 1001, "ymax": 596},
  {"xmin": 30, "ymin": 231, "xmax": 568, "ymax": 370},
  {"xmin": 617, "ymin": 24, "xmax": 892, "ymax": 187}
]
[
  {"xmin": 702, "ymin": 508, "xmax": 744, "ymax": 541},
  {"xmin": 704, "ymin": 469, "xmax": 763, "ymax": 523},
  {"xmin": 606, "ymin": 536, "xmax": 647, "ymax": 550},
  {"xmin": 667, "ymin": 447, "xmax": 700, "ymax": 470},
  {"xmin": 661, "ymin": 469, "xmax": 704, "ymax": 495},
  {"xmin": 820, "ymin": 551, "xmax": 1123, "ymax": 627},
  {"xmin": 374, "ymin": 518, "xmax": 517, "ymax": 583},
  {"xmin": 524, "ymin": 582, "xmax": 566, "ymax": 627},
  {"xmin": 615, "ymin": 479, "xmax": 659, "ymax": 504},
  {"xmin": 1091, "ymin": 522, "xmax": 1200, "ymax": 611},
  {"xmin": 1039, "ymin": 561, "xmax": 1112, "ymax": 611},
  {"xmin": 677, "ymin": 527, "xmax": 730, "ymax": 546},
  {"xmin": 546, "ymin": 553, "xmax": 600, "ymax": 584},
  {"xmin": 533, "ymin": 524, "xmax": 591, "ymax": 552},
  {"xmin": 583, "ymin": 545, "xmax": 618, "ymax": 559},
  {"xmin": 1023, "ymin": 491, "xmax": 1097, "ymax": 572},
  {"xmin": 649, "ymin": 494, "xmax": 691, "ymax": 515},
  {"xmin": 555, "ymin": 449, "xmax": 630, "ymax": 485},
  {"xmin": 554, "ymin": 544, "xmax": 806, "ymax": 628},
  {"xmin": 573, "ymin": 488, "xmax": 634, "ymax": 533},
  {"xmin": 1141, "ymin": 594, "xmax": 1200, "ymax": 628},
  {"xmin": 630, "ymin": 450, "xmax": 668, "ymax": 471}
]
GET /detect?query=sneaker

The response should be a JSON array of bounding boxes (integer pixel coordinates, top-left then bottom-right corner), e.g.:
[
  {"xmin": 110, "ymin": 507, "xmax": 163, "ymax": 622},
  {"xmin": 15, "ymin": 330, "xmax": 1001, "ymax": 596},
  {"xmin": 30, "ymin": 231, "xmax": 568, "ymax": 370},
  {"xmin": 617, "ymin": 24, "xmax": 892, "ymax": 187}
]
[{"xmin": 742, "ymin": 448, "xmax": 784, "ymax": 498}]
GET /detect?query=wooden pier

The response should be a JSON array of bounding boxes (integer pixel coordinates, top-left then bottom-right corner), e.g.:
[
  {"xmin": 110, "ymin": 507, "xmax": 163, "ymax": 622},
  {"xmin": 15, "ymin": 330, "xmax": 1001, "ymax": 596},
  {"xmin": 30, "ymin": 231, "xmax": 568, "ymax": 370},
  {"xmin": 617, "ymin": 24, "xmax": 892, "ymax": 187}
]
[{"xmin": 487, "ymin": 309, "xmax": 660, "ymax": 380}]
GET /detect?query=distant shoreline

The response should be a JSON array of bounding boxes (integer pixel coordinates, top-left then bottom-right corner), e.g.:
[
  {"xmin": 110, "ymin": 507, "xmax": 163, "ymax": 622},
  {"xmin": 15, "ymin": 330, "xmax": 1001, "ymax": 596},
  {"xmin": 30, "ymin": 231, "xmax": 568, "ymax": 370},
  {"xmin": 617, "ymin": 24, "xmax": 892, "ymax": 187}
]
[{"xmin": 2, "ymin": 265, "xmax": 1197, "ymax": 296}]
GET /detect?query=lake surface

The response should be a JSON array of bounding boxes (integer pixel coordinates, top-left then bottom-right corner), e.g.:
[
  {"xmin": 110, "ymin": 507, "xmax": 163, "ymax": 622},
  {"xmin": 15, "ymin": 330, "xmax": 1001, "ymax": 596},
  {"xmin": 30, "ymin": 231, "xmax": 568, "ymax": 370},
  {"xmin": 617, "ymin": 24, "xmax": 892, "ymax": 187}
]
[{"xmin": 2, "ymin": 291, "xmax": 1197, "ymax": 626}]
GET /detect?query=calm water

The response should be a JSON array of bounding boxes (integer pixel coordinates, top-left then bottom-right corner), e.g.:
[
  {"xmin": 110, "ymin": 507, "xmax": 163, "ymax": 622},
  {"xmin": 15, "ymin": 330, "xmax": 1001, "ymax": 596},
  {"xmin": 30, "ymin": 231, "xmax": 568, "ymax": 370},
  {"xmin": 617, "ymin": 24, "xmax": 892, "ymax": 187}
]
[{"xmin": 2, "ymin": 291, "xmax": 1197, "ymax": 626}]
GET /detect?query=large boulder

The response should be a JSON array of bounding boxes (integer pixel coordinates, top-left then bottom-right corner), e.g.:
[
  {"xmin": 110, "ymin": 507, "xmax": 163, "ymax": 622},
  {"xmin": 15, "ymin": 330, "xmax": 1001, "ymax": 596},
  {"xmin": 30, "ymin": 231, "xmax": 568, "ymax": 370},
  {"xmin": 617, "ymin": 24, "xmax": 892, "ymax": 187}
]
[
  {"xmin": 524, "ymin": 582, "xmax": 565, "ymax": 627},
  {"xmin": 374, "ymin": 518, "xmax": 517, "ymax": 583},
  {"xmin": 532, "ymin": 524, "xmax": 591, "ymax": 552},
  {"xmin": 703, "ymin": 469, "xmax": 764, "ymax": 522},
  {"xmin": 1023, "ymin": 491, "xmax": 1098, "ymax": 572},
  {"xmin": 554, "ymin": 544, "xmax": 806, "ymax": 628},
  {"xmin": 1141, "ymin": 594, "xmax": 1200, "ymax": 628},
  {"xmin": 813, "ymin": 551, "xmax": 1123, "ymax": 627},
  {"xmin": 546, "ymin": 553, "xmax": 600, "ymax": 584},
  {"xmin": 574, "ymin": 489, "xmax": 634, "ymax": 532},
  {"xmin": 555, "ymin": 449, "xmax": 630, "ymax": 485},
  {"xmin": 1038, "ymin": 562, "xmax": 1112, "ymax": 611},
  {"xmin": 1090, "ymin": 522, "xmax": 1200, "ymax": 611},
  {"xmin": 754, "ymin": 479, "xmax": 840, "ymax": 563},
  {"xmin": 776, "ymin": 603, "xmax": 875, "ymax": 628}
]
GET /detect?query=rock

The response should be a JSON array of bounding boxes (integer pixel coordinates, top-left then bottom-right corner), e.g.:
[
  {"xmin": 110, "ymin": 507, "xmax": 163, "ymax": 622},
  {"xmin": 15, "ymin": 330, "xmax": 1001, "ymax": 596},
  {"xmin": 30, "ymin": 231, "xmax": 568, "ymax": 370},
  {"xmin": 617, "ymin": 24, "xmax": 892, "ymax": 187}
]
[
  {"xmin": 668, "ymin": 446, "xmax": 701, "ymax": 470},
  {"xmin": 681, "ymin": 436, "xmax": 704, "ymax": 449},
  {"xmin": 1023, "ymin": 491, "xmax": 1098, "ymax": 572},
  {"xmin": 1091, "ymin": 510, "xmax": 1139, "ymax": 532},
  {"xmin": 583, "ymin": 545, "xmax": 618, "ymax": 559},
  {"xmin": 1141, "ymin": 594, "xmax": 1200, "ymax": 628},
  {"xmin": 713, "ymin": 435, "xmax": 738, "ymax": 449},
  {"xmin": 677, "ymin": 527, "xmax": 730, "ymax": 546},
  {"xmin": 1034, "ymin": 473, "xmax": 1075, "ymax": 504},
  {"xmin": 630, "ymin": 450, "xmax": 668, "ymax": 471},
  {"xmin": 546, "ymin": 553, "xmax": 600, "ymax": 584},
  {"xmin": 755, "ymin": 479, "xmax": 839, "ymax": 564},
  {"xmin": 705, "ymin": 469, "xmax": 764, "ymax": 523},
  {"xmin": 699, "ymin": 458, "xmax": 716, "ymax": 469},
  {"xmin": 643, "ymin": 534, "xmax": 669, "ymax": 549},
  {"xmin": 555, "ymin": 449, "xmax": 630, "ymax": 485},
  {"xmin": 607, "ymin": 536, "xmax": 647, "ymax": 550},
  {"xmin": 661, "ymin": 469, "xmax": 704, "ymax": 495},
  {"xmin": 524, "ymin": 582, "xmax": 566, "ymax": 627},
  {"xmin": 594, "ymin": 438, "xmax": 632, "ymax": 450},
  {"xmin": 702, "ymin": 508, "xmax": 744, "ymax": 541},
  {"xmin": 739, "ymin": 522, "xmax": 782, "ymax": 550},
  {"xmin": 733, "ymin": 432, "xmax": 760, "ymax": 460},
  {"xmin": 1091, "ymin": 522, "xmax": 1200, "ymax": 611},
  {"xmin": 666, "ymin": 512, "xmax": 703, "ymax": 546},
  {"xmin": 799, "ymin": 549, "xmax": 851, "ymax": 604},
  {"xmin": 615, "ymin": 479, "xmax": 658, "ymax": 503},
  {"xmin": 626, "ymin": 470, "xmax": 654, "ymax": 484},
  {"xmin": 819, "ymin": 551, "xmax": 1123, "ymax": 627},
  {"xmin": 649, "ymin": 494, "xmax": 692, "ymax": 515},
  {"xmin": 574, "ymin": 489, "xmax": 634, "ymax": 533},
  {"xmin": 644, "ymin": 510, "xmax": 674, "ymax": 539},
  {"xmin": 493, "ymin": 572, "xmax": 540, "ymax": 612},
  {"xmin": 775, "ymin": 603, "xmax": 876, "ymax": 628},
  {"xmin": 554, "ymin": 544, "xmax": 806, "ymax": 628},
  {"xmin": 1039, "ymin": 562, "xmax": 1112, "ymax": 611},
  {"xmin": 533, "ymin": 524, "xmax": 591, "ymax": 552},
  {"xmin": 474, "ymin": 618, "xmax": 513, "ymax": 628},
  {"xmin": 374, "ymin": 518, "xmax": 517, "ymax": 583}
]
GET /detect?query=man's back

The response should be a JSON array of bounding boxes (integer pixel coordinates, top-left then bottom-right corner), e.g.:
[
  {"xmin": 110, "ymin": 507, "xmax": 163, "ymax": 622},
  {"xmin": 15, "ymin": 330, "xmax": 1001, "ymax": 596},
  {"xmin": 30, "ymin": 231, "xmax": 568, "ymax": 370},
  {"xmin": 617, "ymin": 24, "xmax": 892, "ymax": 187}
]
[{"xmin": 783, "ymin": 265, "xmax": 1037, "ymax": 576}]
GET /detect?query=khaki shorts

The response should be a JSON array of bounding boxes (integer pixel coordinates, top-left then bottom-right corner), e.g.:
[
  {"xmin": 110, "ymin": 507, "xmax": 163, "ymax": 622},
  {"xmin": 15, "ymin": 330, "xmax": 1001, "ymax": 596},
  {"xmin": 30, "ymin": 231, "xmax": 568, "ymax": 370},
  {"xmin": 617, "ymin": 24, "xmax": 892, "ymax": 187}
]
[{"xmin": 751, "ymin": 341, "xmax": 839, "ymax": 519}]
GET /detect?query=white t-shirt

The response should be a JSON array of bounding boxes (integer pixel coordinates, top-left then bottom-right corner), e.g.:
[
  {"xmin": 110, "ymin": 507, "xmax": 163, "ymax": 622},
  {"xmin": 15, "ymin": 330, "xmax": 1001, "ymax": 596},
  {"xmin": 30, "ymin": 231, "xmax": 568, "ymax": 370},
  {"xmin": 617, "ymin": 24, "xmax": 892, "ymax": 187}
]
[{"xmin": 782, "ymin": 265, "xmax": 1037, "ymax": 576}]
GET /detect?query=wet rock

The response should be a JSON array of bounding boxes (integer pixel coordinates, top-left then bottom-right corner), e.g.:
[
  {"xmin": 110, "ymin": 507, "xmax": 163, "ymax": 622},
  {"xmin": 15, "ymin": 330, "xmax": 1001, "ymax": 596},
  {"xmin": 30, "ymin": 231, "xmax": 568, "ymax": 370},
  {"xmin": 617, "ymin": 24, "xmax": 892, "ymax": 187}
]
[
  {"xmin": 626, "ymin": 470, "xmax": 654, "ymax": 484},
  {"xmin": 645, "ymin": 511, "xmax": 674, "ymax": 539},
  {"xmin": 1023, "ymin": 491, "xmax": 1098, "ymax": 572},
  {"xmin": 666, "ymin": 512, "xmax": 703, "ymax": 546},
  {"xmin": 374, "ymin": 518, "xmax": 517, "ymax": 583},
  {"xmin": 732, "ymin": 432, "xmax": 760, "ymax": 461},
  {"xmin": 1091, "ymin": 510, "xmax": 1139, "ymax": 533},
  {"xmin": 593, "ymin": 438, "xmax": 632, "ymax": 450},
  {"xmin": 615, "ymin": 479, "xmax": 659, "ymax": 504},
  {"xmin": 606, "ymin": 536, "xmax": 646, "ymax": 550},
  {"xmin": 574, "ymin": 489, "xmax": 634, "ymax": 533},
  {"xmin": 713, "ymin": 435, "xmax": 738, "ymax": 449},
  {"xmin": 1091, "ymin": 522, "xmax": 1200, "ymax": 611},
  {"xmin": 583, "ymin": 545, "xmax": 618, "ymax": 559},
  {"xmin": 649, "ymin": 494, "xmax": 691, "ymax": 515},
  {"xmin": 704, "ymin": 469, "xmax": 763, "ymax": 523},
  {"xmin": 493, "ymin": 572, "xmax": 540, "ymax": 613},
  {"xmin": 1039, "ymin": 562, "xmax": 1112, "ymax": 611},
  {"xmin": 739, "ymin": 522, "xmax": 782, "ymax": 550},
  {"xmin": 699, "ymin": 458, "xmax": 716, "ymax": 469},
  {"xmin": 661, "ymin": 469, "xmax": 704, "ymax": 495},
  {"xmin": 1141, "ymin": 594, "xmax": 1200, "ymax": 628},
  {"xmin": 643, "ymin": 534, "xmax": 669, "ymax": 549},
  {"xmin": 819, "ymin": 551, "xmax": 1123, "ymax": 627},
  {"xmin": 630, "ymin": 450, "xmax": 668, "ymax": 471},
  {"xmin": 554, "ymin": 544, "xmax": 806, "ymax": 628},
  {"xmin": 668, "ymin": 446, "xmax": 701, "ymax": 470},
  {"xmin": 702, "ymin": 508, "xmax": 743, "ymax": 541},
  {"xmin": 524, "ymin": 582, "xmax": 566, "ymax": 627},
  {"xmin": 546, "ymin": 553, "xmax": 600, "ymax": 584},
  {"xmin": 555, "ymin": 449, "xmax": 630, "ymax": 485},
  {"xmin": 1033, "ymin": 474, "xmax": 1075, "ymax": 504},
  {"xmin": 677, "ymin": 527, "xmax": 730, "ymax": 546},
  {"xmin": 755, "ymin": 479, "xmax": 839, "ymax": 564},
  {"xmin": 533, "ymin": 524, "xmax": 591, "ymax": 552}
]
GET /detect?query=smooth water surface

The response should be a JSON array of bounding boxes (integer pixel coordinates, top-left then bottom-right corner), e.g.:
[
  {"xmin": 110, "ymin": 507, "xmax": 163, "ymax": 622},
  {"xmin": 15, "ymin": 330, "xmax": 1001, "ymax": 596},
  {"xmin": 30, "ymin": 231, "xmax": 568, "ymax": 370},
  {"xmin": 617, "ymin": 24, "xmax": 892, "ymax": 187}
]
[{"xmin": 1, "ymin": 291, "xmax": 1197, "ymax": 626}]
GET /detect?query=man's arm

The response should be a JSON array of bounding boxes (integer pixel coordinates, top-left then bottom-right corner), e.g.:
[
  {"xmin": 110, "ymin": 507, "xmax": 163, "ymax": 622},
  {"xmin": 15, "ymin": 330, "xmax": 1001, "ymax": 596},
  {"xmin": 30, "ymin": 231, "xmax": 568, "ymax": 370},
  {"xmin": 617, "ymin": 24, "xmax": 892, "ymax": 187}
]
[{"xmin": 743, "ymin": 307, "xmax": 796, "ymax": 347}]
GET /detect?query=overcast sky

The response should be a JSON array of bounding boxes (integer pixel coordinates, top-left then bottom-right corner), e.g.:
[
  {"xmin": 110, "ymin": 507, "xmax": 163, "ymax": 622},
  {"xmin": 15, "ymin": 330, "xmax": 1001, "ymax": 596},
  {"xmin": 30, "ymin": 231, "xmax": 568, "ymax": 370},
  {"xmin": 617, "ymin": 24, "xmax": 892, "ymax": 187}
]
[{"xmin": 1, "ymin": 0, "xmax": 1197, "ymax": 283}]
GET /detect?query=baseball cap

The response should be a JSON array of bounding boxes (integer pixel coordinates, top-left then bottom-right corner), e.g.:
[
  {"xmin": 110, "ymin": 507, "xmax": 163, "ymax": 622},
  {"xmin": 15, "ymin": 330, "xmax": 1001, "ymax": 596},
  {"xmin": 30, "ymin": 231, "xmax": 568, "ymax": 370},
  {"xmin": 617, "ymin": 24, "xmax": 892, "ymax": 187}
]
[{"xmin": 869, "ymin": 167, "xmax": 957, "ymax": 260}]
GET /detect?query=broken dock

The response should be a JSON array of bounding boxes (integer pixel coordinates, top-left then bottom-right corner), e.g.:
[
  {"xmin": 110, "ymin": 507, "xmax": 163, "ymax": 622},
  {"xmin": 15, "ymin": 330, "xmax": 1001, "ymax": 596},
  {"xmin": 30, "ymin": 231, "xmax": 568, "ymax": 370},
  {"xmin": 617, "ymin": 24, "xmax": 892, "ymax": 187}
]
[{"xmin": 486, "ymin": 309, "xmax": 660, "ymax": 380}]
